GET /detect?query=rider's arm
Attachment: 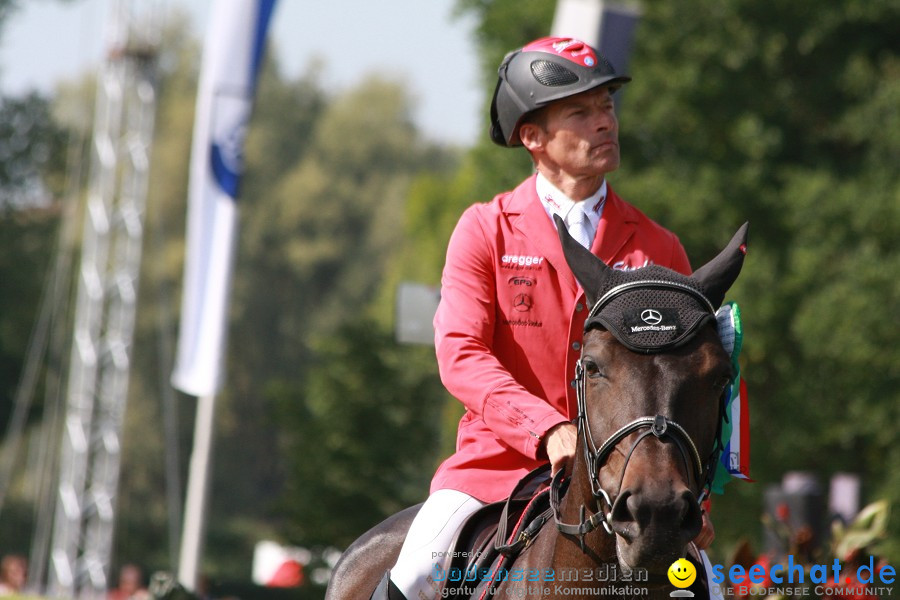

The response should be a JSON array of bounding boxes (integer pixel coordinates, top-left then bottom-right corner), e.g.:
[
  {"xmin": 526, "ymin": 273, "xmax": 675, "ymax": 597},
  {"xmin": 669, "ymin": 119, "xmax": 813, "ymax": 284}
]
[{"xmin": 435, "ymin": 207, "xmax": 569, "ymax": 460}]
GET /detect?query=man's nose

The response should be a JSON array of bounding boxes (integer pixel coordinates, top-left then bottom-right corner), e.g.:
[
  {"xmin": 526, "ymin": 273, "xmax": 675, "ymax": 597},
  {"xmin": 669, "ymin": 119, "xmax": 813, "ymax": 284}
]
[{"xmin": 591, "ymin": 107, "xmax": 615, "ymax": 131}]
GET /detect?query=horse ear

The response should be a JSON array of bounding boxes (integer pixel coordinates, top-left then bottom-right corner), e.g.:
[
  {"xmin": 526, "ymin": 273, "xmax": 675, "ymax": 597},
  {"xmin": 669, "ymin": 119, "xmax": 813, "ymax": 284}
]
[
  {"xmin": 690, "ymin": 222, "xmax": 749, "ymax": 308},
  {"xmin": 555, "ymin": 213, "xmax": 614, "ymax": 306}
]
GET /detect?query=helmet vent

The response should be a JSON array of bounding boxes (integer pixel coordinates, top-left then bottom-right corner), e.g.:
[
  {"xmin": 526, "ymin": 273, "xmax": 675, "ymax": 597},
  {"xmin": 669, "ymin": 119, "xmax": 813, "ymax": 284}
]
[{"xmin": 530, "ymin": 60, "xmax": 579, "ymax": 86}]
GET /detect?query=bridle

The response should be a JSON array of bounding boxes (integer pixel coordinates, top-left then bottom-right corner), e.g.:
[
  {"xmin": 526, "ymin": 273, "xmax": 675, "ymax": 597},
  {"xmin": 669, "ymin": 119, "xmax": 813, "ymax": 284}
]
[
  {"xmin": 551, "ymin": 283, "xmax": 727, "ymax": 547},
  {"xmin": 551, "ymin": 357, "xmax": 725, "ymax": 549}
]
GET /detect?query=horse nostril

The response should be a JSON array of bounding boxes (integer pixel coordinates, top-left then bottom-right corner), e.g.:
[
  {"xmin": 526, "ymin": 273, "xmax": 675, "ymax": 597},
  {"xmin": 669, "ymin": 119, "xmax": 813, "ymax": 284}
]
[{"xmin": 608, "ymin": 490, "xmax": 638, "ymax": 540}]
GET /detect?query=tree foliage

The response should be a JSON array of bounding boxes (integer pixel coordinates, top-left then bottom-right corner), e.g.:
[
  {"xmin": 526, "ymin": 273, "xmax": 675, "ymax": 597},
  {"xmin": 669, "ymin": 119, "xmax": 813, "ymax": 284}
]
[
  {"xmin": 123, "ymin": 20, "xmax": 460, "ymax": 575},
  {"xmin": 0, "ymin": 0, "xmax": 78, "ymax": 563},
  {"xmin": 0, "ymin": 93, "xmax": 67, "ymax": 209},
  {"xmin": 272, "ymin": 321, "xmax": 444, "ymax": 548},
  {"xmin": 3, "ymin": 10, "xmax": 457, "ymax": 577},
  {"xmin": 607, "ymin": 0, "xmax": 900, "ymax": 557},
  {"xmin": 219, "ymin": 68, "xmax": 458, "ymax": 563}
]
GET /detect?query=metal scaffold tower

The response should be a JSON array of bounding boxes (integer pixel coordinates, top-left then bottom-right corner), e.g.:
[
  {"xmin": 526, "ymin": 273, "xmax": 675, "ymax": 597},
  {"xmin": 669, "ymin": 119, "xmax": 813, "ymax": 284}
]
[{"xmin": 46, "ymin": 2, "xmax": 160, "ymax": 598}]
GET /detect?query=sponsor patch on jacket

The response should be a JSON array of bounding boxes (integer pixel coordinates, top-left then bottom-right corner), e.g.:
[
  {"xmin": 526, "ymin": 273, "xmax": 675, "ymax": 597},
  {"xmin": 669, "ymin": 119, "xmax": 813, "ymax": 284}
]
[
  {"xmin": 501, "ymin": 254, "xmax": 545, "ymax": 269},
  {"xmin": 507, "ymin": 275, "xmax": 536, "ymax": 287},
  {"xmin": 612, "ymin": 258, "xmax": 652, "ymax": 271},
  {"xmin": 512, "ymin": 293, "xmax": 533, "ymax": 312},
  {"xmin": 502, "ymin": 318, "xmax": 543, "ymax": 328}
]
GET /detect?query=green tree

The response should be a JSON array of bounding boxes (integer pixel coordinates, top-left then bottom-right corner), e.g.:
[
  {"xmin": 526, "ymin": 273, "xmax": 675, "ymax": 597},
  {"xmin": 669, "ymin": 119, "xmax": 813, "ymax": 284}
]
[
  {"xmin": 274, "ymin": 321, "xmax": 444, "ymax": 548},
  {"xmin": 0, "ymin": 33, "xmax": 71, "ymax": 561},
  {"xmin": 111, "ymin": 17, "xmax": 457, "ymax": 576},
  {"xmin": 612, "ymin": 0, "xmax": 900, "ymax": 558},
  {"xmin": 230, "ymin": 72, "xmax": 458, "ymax": 564},
  {"xmin": 115, "ymin": 18, "xmax": 332, "ymax": 573},
  {"xmin": 1, "ymin": 2, "xmax": 458, "ymax": 581},
  {"xmin": 0, "ymin": 93, "xmax": 66, "ymax": 424}
]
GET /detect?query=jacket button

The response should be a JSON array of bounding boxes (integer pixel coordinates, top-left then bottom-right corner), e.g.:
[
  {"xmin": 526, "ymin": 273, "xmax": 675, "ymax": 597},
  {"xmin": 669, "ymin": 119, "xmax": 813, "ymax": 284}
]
[
  {"xmin": 576, "ymin": 303, "xmax": 584, "ymax": 312},
  {"xmin": 570, "ymin": 379, "xmax": 577, "ymax": 388},
  {"xmin": 572, "ymin": 341, "xmax": 581, "ymax": 351}
]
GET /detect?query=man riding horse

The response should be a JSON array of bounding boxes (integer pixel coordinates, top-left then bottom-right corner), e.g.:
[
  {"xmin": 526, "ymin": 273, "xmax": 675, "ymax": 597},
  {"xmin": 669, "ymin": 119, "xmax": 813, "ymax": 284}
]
[{"xmin": 347, "ymin": 36, "xmax": 718, "ymax": 600}]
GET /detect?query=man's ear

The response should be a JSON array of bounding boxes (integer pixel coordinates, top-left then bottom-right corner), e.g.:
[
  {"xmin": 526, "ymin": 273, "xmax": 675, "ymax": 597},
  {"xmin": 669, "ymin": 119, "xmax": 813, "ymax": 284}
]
[{"xmin": 518, "ymin": 122, "xmax": 544, "ymax": 153}]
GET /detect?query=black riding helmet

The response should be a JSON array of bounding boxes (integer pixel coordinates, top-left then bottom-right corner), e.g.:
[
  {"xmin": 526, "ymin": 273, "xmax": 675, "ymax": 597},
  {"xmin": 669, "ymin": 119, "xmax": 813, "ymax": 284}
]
[{"xmin": 489, "ymin": 37, "xmax": 632, "ymax": 147}]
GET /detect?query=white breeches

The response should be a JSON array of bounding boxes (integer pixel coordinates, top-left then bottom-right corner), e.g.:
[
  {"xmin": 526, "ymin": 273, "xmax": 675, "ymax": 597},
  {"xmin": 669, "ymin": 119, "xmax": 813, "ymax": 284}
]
[{"xmin": 390, "ymin": 489, "xmax": 486, "ymax": 600}]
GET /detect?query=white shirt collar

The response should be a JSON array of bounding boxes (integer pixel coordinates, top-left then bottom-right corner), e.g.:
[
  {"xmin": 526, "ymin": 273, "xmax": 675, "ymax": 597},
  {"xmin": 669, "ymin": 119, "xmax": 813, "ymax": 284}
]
[{"xmin": 536, "ymin": 172, "xmax": 606, "ymax": 230}]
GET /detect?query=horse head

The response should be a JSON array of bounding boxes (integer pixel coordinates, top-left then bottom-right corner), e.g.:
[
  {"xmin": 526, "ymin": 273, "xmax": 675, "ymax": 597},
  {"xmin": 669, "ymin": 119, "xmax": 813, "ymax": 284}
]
[{"xmin": 556, "ymin": 216, "xmax": 748, "ymax": 574}]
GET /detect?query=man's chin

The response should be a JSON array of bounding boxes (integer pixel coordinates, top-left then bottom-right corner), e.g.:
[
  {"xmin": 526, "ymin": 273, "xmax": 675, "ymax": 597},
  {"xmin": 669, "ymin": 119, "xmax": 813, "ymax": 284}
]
[
  {"xmin": 584, "ymin": 158, "xmax": 620, "ymax": 177},
  {"xmin": 586, "ymin": 147, "xmax": 619, "ymax": 168}
]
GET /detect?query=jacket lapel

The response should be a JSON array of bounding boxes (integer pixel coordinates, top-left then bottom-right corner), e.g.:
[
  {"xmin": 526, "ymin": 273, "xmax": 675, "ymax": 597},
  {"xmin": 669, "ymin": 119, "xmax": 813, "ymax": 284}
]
[
  {"xmin": 507, "ymin": 176, "xmax": 579, "ymax": 294},
  {"xmin": 593, "ymin": 185, "xmax": 638, "ymax": 265}
]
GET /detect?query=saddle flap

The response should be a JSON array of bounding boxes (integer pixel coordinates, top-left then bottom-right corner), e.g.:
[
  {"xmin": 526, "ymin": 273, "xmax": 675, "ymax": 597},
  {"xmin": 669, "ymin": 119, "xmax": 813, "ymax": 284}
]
[
  {"xmin": 443, "ymin": 466, "xmax": 553, "ymax": 594},
  {"xmin": 446, "ymin": 501, "xmax": 504, "ymax": 576}
]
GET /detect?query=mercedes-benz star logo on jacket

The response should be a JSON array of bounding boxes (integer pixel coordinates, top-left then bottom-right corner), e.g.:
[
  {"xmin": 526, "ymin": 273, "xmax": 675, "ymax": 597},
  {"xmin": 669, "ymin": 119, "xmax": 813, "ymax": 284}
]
[{"xmin": 513, "ymin": 293, "xmax": 533, "ymax": 312}]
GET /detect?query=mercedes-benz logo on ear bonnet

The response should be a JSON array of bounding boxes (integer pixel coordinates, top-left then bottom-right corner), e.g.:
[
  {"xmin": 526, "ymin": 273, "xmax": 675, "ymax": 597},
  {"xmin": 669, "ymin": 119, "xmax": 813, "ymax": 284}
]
[{"xmin": 640, "ymin": 309, "xmax": 663, "ymax": 325}]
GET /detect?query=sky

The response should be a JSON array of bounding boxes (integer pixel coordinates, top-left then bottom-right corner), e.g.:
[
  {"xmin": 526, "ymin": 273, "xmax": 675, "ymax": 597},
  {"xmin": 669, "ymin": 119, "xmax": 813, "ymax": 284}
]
[{"xmin": 0, "ymin": 0, "xmax": 484, "ymax": 146}]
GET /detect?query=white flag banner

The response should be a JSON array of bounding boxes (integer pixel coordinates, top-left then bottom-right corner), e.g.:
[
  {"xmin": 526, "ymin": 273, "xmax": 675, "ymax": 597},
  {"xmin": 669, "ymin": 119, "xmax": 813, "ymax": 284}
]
[{"xmin": 172, "ymin": 0, "xmax": 278, "ymax": 397}]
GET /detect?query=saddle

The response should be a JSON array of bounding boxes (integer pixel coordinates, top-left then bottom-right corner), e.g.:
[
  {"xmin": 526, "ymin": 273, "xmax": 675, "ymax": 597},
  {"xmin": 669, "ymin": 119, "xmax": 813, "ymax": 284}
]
[{"xmin": 440, "ymin": 466, "xmax": 554, "ymax": 598}]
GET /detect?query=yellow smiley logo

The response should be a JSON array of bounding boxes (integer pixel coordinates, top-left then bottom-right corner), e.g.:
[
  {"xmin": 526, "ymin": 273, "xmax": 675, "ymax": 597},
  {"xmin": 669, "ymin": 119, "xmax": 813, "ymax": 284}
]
[{"xmin": 668, "ymin": 558, "xmax": 697, "ymax": 588}]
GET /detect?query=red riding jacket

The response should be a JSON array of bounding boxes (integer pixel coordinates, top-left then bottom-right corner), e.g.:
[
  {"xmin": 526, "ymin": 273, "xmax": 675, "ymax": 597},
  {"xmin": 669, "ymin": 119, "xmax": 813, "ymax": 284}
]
[{"xmin": 431, "ymin": 174, "xmax": 692, "ymax": 503}]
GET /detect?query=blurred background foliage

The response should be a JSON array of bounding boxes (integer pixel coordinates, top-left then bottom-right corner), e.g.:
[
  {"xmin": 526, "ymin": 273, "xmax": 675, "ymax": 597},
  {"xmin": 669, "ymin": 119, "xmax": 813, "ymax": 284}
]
[{"xmin": 0, "ymin": 0, "xmax": 897, "ymax": 593}]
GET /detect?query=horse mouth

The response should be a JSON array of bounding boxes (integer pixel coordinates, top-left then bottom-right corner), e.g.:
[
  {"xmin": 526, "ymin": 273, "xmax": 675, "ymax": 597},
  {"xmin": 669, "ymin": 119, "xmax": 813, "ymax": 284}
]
[
  {"xmin": 607, "ymin": 484, "xmax": 703, "ymax": 577},
  {"xmin": 615, "ymin": 535, "xmax": 688, "ymax": 583}
]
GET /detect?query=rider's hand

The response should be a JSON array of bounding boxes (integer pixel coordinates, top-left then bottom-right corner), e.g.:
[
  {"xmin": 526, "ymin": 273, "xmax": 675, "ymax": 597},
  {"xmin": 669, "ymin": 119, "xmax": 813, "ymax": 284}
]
[
  {"xmin": 541, "ymin": 422, "xmax": 577, "ymax": 477},
  {"xmin": 693, "ymin": 508, "xmax": 715, "ymax": 549}
]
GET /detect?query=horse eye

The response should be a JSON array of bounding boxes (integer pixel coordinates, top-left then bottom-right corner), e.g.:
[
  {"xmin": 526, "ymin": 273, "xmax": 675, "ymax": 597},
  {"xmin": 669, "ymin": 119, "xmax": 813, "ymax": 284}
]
[
  {"xmin": 582, "ymin": 359, "xmax": 606, "ymax": 379},
  {"xmin": 714, "ymin": 374, "xmax": 732, "ymax": 392}
]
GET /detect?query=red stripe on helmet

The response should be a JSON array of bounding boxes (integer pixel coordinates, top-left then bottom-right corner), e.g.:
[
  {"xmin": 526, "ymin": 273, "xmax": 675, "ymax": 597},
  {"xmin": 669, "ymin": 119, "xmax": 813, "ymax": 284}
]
[{"xmin": 522, "ymin": 36, "xmax": 599, "ymax": 68}]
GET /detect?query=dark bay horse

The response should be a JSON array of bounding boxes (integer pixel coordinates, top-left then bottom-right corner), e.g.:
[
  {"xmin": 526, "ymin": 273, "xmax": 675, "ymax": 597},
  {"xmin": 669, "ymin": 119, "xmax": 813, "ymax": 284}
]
[{"xmin": 327, "ymin": 221, "xmax": 749, "ymax": 600}]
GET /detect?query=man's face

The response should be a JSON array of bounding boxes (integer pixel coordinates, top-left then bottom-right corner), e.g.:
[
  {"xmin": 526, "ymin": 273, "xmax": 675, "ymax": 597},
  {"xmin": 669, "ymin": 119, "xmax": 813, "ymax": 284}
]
[{"xmin": 529, "ymin": 86, "xmax": 620, "ymax": 179}]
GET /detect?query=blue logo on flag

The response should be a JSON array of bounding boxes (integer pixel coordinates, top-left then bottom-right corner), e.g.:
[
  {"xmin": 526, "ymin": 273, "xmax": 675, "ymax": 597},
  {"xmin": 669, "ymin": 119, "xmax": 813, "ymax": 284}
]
[{"xmin": 209, "ymin": 91, "xmax": 252, "ymax": 198}]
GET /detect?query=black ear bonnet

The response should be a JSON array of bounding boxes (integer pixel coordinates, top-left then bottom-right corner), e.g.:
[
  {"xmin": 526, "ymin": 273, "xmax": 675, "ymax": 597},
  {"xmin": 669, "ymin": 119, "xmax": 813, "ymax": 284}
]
[
  {"xmin": 584, "ymin": 265, "xmax": 718, "ymax": 353},
  {"xmin": 555, "ymin": 214, "xmax": 749, "ymax": 353}
]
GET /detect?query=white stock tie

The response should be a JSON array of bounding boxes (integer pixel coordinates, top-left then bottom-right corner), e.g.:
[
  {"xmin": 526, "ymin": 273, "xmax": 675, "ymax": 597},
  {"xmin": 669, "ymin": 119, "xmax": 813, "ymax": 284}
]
[{"xmin": 568, "ymin": 206, "xmax": 593, "ymax": 250}]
